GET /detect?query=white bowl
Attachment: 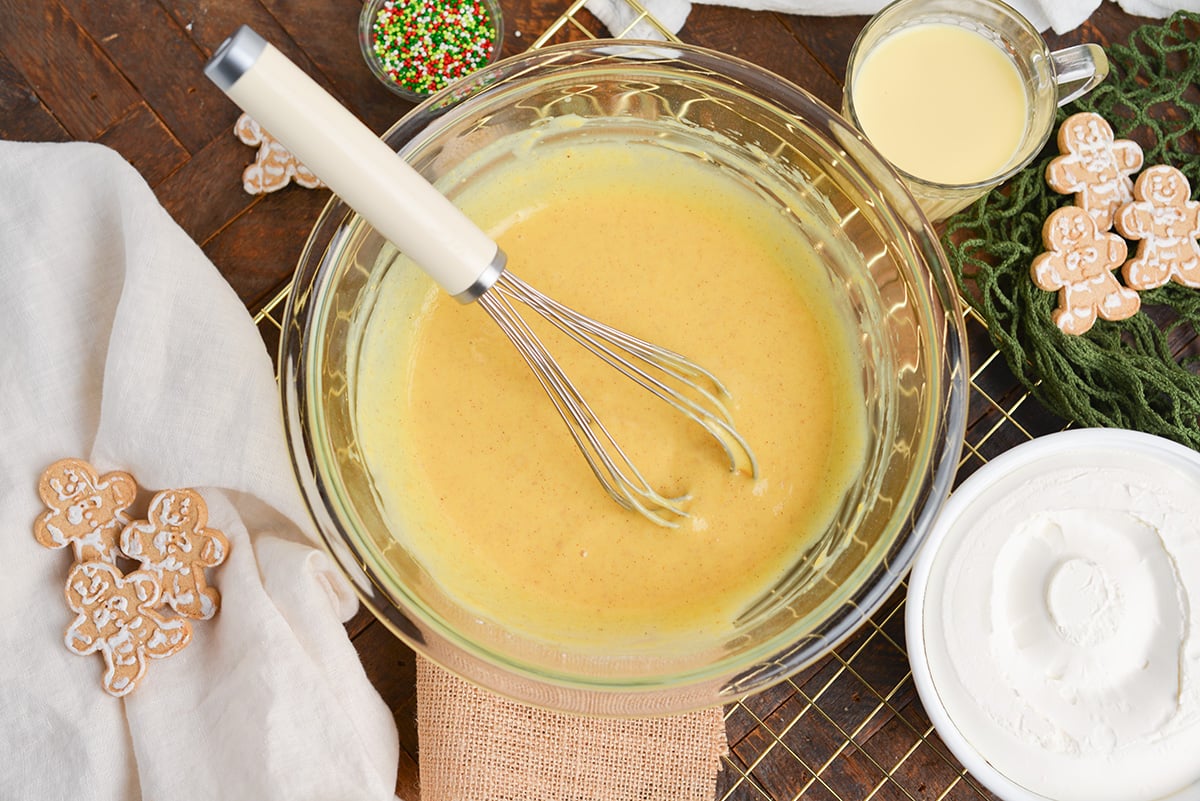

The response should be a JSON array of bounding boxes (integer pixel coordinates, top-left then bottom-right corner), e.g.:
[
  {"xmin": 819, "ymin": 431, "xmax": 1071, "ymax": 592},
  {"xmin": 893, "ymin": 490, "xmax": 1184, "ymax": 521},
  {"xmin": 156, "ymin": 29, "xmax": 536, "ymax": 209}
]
[{"xmin": 906, "ymin": 428, "xmax": 1200, "ymax": 801}]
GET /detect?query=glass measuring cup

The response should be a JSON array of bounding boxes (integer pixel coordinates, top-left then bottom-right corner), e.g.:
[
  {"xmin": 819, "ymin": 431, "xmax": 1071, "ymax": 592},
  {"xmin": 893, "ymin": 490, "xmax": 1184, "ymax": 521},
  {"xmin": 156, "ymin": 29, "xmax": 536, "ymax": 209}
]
[{"xmin": 843, "ymin": 0, "xmax": 1108, "ymax": 222}]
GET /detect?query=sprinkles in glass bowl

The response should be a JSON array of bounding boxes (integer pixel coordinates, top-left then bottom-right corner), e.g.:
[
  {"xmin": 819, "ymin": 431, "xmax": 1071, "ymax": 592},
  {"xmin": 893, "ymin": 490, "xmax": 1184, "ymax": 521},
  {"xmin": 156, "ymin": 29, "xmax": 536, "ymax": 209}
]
[{"xmin": 359, "ymin": 0, "xmax": 504, "ymax": 101}]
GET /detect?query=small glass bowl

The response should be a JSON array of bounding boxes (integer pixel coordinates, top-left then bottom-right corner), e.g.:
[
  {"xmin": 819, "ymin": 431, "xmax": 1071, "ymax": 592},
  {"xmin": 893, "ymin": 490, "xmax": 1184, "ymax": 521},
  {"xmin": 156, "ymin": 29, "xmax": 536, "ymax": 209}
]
[{"xmin": 358, "ymin": 0, "xmax": 504, "ymax": 103}]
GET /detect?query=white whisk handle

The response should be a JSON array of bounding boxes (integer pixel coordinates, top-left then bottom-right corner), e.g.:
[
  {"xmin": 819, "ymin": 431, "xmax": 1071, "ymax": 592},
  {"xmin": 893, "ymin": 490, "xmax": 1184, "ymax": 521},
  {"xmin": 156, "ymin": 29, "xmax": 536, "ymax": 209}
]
[{"xmin": 204, "ymin": 25, "xmax": 502, "ymax": 301}]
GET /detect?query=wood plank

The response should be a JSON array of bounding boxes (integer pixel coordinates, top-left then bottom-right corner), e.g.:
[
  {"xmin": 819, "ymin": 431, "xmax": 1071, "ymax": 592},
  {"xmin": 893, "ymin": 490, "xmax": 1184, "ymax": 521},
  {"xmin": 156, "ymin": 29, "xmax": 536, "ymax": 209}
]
[
  {"xmin": 351, "ymin": 620, "xmax": 421, "ymax": 786},
  {"xmin": 683, "ymin": 7, "xmax": 844, "ymax": 110},
  {"xmin": 345, "ymin": 605, "xmax": 378, "ymax": 639},
  {"xmin": 154, "ymin": 117, "xmax": 260, "ymax": 241},
  {"xmin": 60, "ymin": 0, "xmax": 230, "ymax": 154},
  {"xmin": 0, "ymin": 0, "xmax": 140, "ymax": 139},
  {"xmin": 97, "ymin": 100, "xmax": 189, "ymax": 186},
  {"xmin": 774, "ymin": 12, "xmax": 870, "ymax": 94},
  {"xmin": 200, "ymin": 180, "xmax": 330, "ymax": 306},
  {"xmin": 157, "ymin": 0, "xmax": 280, "ymax": 52},
  {"xmin": 397, "ymin": 749, "xmax": 421, "ymax": 801},
  {"xmin": 506, "ymin": 0, "xmax": 604, "ymax": 47},
  {"xmin": 158, "ymin": 0, "xmax": 342, "ymax": 108},
  {"xmin": 0, "ymin": 50, "xmax": 70, "ymax": 141}
]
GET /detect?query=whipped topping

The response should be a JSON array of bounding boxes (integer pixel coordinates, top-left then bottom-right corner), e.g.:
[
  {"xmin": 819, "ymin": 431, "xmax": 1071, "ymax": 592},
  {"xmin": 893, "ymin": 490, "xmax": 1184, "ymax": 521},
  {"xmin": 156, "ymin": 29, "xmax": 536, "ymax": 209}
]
[{"xmin": 923, "ymin": 444, "xmax": 1200, "ymax": 801}]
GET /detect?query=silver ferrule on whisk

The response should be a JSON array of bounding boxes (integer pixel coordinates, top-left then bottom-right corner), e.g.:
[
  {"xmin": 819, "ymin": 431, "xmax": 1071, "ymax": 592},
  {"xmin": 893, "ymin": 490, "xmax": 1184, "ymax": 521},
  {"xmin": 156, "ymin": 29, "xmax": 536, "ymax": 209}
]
[
  {"xmin": 453, "ymin": 249, "xmax": 506, "ymax": 304},
  {"xmin": 204, "ymin": 26, "xmax": 266, "ymax": 91}
]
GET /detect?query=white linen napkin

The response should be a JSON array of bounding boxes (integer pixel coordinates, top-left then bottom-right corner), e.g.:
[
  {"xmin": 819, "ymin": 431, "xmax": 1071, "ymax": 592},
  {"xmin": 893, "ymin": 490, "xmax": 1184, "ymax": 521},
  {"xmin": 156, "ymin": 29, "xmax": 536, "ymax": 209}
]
[
  {"xmin": 587, "ymin": 0, "xmax": 1192, "ymax": 41},
  {"xmin": 0, "ymin": 140, "xmax": 400, "ymax": 801}
]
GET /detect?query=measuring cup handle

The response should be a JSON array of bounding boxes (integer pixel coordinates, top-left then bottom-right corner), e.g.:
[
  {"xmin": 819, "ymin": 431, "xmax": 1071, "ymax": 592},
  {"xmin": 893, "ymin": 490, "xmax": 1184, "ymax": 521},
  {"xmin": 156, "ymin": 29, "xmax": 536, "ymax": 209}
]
[{"xmin": 1050, "ymin": 43, "xmax": 1110, "ymax": 107}]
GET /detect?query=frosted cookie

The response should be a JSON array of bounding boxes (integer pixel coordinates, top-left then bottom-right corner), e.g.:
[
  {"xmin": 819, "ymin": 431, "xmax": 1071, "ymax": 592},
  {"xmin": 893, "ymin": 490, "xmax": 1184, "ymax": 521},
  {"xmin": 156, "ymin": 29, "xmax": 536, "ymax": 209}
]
[
  {"xmin": 234, "ymin": 113, "xmax": 325, "ymax": 194},
  {"xmin": 1031, "ymin": 205, "xmax": 1139, "ymax": 335},
  {"xmin": 64, "ymin": 561, "xmax": 192, "ymax": 697},
  {"xmin": 120, "ymin": 488, "xmax": 230, "ymax": 620},
  {"xmin": 1046, "ymin": 112, "xmax": 1144, "ymax": 232},
  {"xmin": 34, "ymin": 458, "xmax": 137, "ymax": 564},
  {"xmin": 1115, "ymin": 164, "xmax": 1200, "ymax": 290}
]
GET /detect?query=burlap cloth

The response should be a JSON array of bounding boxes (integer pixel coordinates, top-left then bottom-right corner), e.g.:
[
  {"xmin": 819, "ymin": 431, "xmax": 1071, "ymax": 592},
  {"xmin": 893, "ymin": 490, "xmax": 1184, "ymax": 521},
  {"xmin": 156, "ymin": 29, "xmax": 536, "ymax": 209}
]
[{"xmin": 416, "ymin": 658, "xmax": 728, "ymax": 800}]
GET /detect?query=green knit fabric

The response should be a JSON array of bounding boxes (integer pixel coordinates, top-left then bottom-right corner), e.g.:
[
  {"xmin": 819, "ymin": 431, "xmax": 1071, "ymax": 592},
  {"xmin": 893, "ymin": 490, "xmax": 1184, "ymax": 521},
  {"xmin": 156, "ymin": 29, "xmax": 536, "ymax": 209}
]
[{"xmin": 941, "ymin": 11, "xmax": 1200, "ymax": 448}]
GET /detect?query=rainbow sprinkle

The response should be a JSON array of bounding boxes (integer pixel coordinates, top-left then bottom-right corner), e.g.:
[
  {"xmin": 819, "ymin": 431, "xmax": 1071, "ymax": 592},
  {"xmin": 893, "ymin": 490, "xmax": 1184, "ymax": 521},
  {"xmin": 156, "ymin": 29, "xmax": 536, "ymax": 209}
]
[{"xmin": 369, "ymin": 0, "xmax": 499, "ymax": 96}]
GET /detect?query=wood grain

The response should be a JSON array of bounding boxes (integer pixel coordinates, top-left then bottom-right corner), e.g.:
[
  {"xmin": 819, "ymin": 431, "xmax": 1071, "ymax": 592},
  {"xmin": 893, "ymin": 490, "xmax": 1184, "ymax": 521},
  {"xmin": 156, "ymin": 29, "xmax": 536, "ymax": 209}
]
[
  {"xmin": 0, "ymin": 49, "xmax": 70, "ymax": 140},
  {"xmin": 0, "ymin": 2, "xmax": 140, "ymax": 139}
]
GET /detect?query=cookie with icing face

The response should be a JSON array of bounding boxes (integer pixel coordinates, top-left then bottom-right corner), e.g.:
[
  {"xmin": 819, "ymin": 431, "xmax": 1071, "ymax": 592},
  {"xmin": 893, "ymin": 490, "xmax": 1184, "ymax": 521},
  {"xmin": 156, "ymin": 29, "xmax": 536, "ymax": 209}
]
[
  {"xmin": 1046, "ymin": 112, "xmax": 1144, "ymax": 232},
  {"xmin": 64, "ymin": 560, "xmax": 192, "ymax": 697},
  {"xmin": 120, "ymin": 488, "xmax": 230, "ymax": 620},
  {"xmin": 1031, "ymin": 205, "xmax": 1139, "ymax": 335},
  {"xmin": 1115, "ymin": 164, "xmax": 1200, "ymax": 290},
  {"xmin": 34, "ymin": 458, "xmax": 137, "ymax": 564}
]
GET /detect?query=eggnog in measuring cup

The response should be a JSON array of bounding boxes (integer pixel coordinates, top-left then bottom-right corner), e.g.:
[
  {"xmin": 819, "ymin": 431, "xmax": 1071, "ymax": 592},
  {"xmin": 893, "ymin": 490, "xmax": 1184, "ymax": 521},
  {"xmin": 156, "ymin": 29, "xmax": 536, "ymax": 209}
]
[
  {"xmin": 844, "ymin": 0, "xmax": 1110, "ymax": 222},
  {"xmin": 851, "ymin": 23, "xmax": 1026, "ymax": 186}
]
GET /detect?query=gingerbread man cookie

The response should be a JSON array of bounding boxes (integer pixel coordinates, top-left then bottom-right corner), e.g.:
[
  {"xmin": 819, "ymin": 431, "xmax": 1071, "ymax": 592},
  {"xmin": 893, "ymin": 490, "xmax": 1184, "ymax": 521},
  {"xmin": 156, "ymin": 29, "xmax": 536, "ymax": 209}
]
[
  {"xmin": 1046, "ymin": 112, "xmax": 1144, "ymax": 232},
  {"xmin": 1031, "ymin": 205, "xmax": 1139, "ymax": 335},
  {"xmin": 1114, "ymin": 164, "xmax": 1200, "ymax": 290},
  {"xmin": 120, "ymin": 489, "xmax": 230, "ymax": 620},
  {"xmin": 64, "ymin": 561, "xmax": 192, "ymax": 697},
  {"xmin": 34, "ymin": 459, "xmax": 137, "ymax": 564},
  {"xmin": 234, "ymin": 112, "xmax": 325, "ymax": 195}
]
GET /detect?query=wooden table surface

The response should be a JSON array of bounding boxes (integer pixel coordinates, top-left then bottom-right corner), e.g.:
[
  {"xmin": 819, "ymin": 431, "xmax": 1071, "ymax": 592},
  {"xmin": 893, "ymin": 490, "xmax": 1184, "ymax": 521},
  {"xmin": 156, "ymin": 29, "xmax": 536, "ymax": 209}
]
[{"xmin": 0, "ymin": 1, "xmax": 1163, "ymax": 799}]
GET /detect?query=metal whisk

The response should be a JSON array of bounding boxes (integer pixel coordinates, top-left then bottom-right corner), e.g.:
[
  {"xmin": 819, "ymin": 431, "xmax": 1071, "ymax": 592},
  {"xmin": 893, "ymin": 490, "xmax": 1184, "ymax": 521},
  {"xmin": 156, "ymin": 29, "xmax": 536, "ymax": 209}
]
[{"xmin": 206, "ymin": 27, "xmax": 758, "ymax": 526}]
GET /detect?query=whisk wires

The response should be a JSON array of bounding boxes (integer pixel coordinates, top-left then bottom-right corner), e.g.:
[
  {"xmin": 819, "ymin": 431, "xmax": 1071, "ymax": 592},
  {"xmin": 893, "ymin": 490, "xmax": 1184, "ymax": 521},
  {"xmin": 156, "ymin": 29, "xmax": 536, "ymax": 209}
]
[{"xmin": 476, "ymin": 270, "xmax": 759, "ymax": 527}]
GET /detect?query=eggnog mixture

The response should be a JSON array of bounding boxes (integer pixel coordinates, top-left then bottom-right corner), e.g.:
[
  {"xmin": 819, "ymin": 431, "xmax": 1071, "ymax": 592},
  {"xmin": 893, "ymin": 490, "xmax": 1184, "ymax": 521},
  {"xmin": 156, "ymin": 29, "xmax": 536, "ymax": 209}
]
[
  {"xmin": 852, "ymin": 22, "xmax": 1028, "ymax": 185},
  {"xmin": 354, "ymin": 135, "xmax": 867, "ymax": 648}
]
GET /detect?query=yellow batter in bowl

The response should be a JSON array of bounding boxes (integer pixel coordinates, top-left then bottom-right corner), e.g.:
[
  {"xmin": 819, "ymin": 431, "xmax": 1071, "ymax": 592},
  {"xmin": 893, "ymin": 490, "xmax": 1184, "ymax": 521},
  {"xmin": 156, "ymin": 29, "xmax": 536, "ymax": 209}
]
[{"xmin": 354, "ymin": 131, "xmax": 867, "ymax": 650}]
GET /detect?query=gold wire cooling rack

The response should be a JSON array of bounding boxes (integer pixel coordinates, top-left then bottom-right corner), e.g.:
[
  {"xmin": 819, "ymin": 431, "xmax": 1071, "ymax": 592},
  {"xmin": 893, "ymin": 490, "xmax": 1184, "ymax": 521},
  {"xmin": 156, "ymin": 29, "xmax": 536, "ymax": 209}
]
[{"xmin": 251, "ymin": 3, "xmax": 1065, "ymax": 798}]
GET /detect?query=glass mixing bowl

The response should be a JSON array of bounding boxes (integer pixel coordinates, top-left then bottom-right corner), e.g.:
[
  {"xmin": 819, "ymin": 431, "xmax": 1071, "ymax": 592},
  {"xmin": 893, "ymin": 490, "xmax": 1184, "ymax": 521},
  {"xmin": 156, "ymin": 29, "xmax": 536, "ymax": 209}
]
[{"xmin": 280, "ymin": 40, "xmax": 968, "ymax": 715}]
